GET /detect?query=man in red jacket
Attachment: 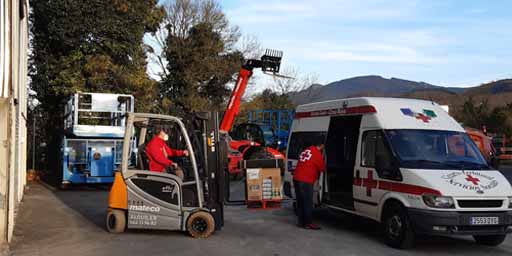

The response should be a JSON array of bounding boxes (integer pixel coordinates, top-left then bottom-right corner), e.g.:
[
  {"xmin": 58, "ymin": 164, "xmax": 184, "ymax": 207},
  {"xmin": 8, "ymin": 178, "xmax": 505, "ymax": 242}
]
[
  {"xmin": 145, "ymin": 126, "xmax": 189, "ymax": 179},
  {"xmin": 293, "ymin": 139, "xmax": 325, "ymax": 230}
]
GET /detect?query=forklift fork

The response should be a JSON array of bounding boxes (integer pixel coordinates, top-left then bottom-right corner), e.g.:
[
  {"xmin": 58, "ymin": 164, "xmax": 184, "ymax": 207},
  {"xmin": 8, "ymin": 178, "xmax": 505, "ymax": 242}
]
[{"xmin": 261, "ymin": 49, "xmax": 283, "ymax": 74}]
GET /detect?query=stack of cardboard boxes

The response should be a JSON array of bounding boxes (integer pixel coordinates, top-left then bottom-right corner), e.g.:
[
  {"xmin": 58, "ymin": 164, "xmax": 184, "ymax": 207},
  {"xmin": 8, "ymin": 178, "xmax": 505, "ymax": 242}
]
[{"xmin": 246, "ymin": 168, "xmax": 282, "ymax": 203}]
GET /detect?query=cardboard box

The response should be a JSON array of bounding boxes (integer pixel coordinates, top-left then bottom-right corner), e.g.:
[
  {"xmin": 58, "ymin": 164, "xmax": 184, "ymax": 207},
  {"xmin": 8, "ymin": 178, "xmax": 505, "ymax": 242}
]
[
  {"xmin": 246, "ymin": 168, "xmax": 282, "ymax": 201},
  {"xmin": 246, "ymin": 168, "xmax": 262, "ymax": 201},
  {"xmin": 260, "ymin": 168, "xmax": 281, "ymax": 200}
]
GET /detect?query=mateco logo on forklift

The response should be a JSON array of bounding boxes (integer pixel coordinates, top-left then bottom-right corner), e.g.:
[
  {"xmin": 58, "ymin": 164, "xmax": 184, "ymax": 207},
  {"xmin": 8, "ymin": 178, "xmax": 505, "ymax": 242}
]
[{"xmin": 129, "ymin": 201, "xmax": 161, "ymax": 213}]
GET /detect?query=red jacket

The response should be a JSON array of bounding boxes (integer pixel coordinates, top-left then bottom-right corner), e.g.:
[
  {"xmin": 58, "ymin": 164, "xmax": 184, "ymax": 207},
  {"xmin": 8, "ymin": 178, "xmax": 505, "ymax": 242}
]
[
  {"xmin": 293, "ymin": 146, "xmax": 325, "ymax": 184},
  {"xmin": 145, "ymin": 136, "xmax": 185, "ymax": 172}
]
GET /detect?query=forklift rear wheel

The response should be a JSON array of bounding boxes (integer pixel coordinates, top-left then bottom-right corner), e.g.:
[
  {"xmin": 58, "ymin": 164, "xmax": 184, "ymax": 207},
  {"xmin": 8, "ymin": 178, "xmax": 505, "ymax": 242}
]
[
  {"xmin": 106, "ymin": 209, "xmax": 126, "ymax": 233},
  {"xmin": 187, "ymin": 211, "xmax": 215, "ymax": 238}
]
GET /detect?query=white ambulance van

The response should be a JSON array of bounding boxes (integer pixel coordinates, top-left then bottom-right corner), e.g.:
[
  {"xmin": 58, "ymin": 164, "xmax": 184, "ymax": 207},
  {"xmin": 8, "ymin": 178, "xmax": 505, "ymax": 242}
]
[{"xmin": 283, "ymin": 97, "xmax": 512, "ymax": 249}]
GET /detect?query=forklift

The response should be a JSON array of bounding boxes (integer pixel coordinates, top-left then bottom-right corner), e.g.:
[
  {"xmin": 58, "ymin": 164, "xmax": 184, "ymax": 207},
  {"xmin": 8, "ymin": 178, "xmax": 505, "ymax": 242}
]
[
  {"xmin": 106, "ymin": 112, "xmax": 227, "ymax": 238},
  {"xmin": 105, "ymin": 49, "xmax": 287, "ymax": 237}
]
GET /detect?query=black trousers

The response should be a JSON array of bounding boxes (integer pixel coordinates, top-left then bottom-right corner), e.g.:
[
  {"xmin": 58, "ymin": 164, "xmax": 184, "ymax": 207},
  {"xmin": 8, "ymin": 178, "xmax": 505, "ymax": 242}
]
[{"xmin": 294, "ymin": 180, "xmax": 314, "ymax": 226}]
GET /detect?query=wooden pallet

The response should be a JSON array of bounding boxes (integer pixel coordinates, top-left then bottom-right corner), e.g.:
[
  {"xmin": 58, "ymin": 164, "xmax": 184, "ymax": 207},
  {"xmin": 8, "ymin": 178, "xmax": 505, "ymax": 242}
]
[{"xmin": 247, "ymin": 199, "xmax": 282, "ymax": 209}]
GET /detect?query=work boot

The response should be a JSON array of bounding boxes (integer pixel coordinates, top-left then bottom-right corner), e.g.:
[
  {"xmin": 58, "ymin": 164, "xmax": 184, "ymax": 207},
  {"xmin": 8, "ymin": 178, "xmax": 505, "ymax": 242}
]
[{"xmin": 304, "ymin": 223, "xmax": 321, "ymax": 230}]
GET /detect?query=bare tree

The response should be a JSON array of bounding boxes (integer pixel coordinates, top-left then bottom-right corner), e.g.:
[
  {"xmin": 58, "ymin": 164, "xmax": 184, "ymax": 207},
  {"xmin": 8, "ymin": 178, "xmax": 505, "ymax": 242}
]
[
  {"xmin": 145, "ymin": 0, "xmax": 261, "ymax": 81},
  {"xmin": 266, "ymin": 66, "xmax": 322, "ymax": 105},
  {"xmin": 270, "ymin": 66, "xmax": 319, "ymax": 94},
  {"xmin": 237, "ymin": 34, "xmax": 263, "ymax": 60}
]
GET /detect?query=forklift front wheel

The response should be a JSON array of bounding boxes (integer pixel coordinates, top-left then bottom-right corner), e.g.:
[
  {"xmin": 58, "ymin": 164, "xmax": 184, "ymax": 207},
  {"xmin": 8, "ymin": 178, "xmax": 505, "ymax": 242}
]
[
  {"xmin": 186, "ymin": 211, "xmax": 215, "ymax": 238},
  {"xmin": 106, "ymin": 209, "xmax": 126, "ymax": 233}
]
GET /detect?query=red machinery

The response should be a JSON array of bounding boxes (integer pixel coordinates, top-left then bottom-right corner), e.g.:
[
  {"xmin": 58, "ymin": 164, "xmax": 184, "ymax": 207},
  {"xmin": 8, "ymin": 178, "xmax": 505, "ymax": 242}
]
[
  {"xmin": 465, "ymin": 127, "xmax": 496, "ymax": 165},
  {"xmin": 220, "ymin": 49, "xmax": 285, "ymax": 174},
  {"xmin": 492, "ymin": 134, "xmax": 512, "ymax": 162}
]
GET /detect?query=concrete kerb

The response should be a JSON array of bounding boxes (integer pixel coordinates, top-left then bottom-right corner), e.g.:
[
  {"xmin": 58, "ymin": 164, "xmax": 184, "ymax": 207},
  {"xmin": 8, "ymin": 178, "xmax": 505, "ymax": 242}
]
[{"xmin": 34, "ymin": 179, "xmax": 57, "ymax": 192}]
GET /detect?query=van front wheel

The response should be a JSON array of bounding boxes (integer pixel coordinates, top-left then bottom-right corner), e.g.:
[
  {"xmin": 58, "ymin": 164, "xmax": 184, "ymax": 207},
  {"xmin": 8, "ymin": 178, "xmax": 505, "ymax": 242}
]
[
  {"xmin": 381, "ymin": 203, "xmax": 415, "ymax": 249},
  {"xmin": 473, "ymin": 235, "xmax": 506, "ymax": 246}
]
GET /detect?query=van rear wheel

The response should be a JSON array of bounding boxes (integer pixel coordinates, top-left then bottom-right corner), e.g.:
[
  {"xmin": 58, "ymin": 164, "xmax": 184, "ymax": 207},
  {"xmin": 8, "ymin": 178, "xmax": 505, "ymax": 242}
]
[
  {"xmin": 381, "ymin": 203, "xmax": 415, "ymax": 249},
  {"xmin": 473, "ymin": 235, "xmax": 506, "ymax": 246},
  {"xmin": 106, "ymin": 209, "xmax": 126, "ymax": 233},
  {"xmin": 187, "ymin": 211, "xmax": 215, "ymax": 238}
]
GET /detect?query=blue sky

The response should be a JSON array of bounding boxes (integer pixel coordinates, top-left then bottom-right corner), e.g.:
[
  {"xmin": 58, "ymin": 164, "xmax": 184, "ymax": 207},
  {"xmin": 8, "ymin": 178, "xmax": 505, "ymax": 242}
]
[{"xmin": 220, "ymin": 0, "xmax": 512, "ymax": 87}]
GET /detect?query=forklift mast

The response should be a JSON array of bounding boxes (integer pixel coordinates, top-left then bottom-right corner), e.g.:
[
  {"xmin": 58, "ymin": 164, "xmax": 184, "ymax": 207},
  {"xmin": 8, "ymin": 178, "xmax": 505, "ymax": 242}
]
[
  {"xmin": 190, "ymin": 112, "xmax": 228, "ymax": 230},
  {"xmin": 219, "ymin": 49, "xmax": 283, "ymax": 133}
]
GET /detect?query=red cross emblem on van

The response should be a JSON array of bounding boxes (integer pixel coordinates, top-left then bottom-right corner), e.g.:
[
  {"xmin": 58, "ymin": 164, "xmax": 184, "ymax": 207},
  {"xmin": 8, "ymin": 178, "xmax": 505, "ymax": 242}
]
[
  {"xmin": 400, "ymin": 108, "xmax": 437, "ymax": 123},
  {"xmin": 465, "ymin": 174, "xmax": 480, "ymax": 185}
]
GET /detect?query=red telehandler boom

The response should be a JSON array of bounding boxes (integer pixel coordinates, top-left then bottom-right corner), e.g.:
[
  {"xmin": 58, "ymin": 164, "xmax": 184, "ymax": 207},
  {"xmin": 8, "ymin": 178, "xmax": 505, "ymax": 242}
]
[{"xmin": 220, "ymin": 49, "xmax": 285, "ymax": 174}]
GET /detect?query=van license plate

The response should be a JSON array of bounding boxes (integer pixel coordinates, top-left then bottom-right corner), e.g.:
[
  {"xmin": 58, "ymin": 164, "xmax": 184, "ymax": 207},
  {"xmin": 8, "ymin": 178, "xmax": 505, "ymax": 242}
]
[{"xmin": 470, "ymin": 217, "xmax": 499, "ymax": 225}]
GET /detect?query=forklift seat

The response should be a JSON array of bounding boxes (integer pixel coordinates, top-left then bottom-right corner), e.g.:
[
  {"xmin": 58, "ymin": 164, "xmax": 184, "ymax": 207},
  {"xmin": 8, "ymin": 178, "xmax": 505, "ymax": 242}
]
[{"xmin": 137, "ymin": 144, "xmax": 149, "ymax": 170}]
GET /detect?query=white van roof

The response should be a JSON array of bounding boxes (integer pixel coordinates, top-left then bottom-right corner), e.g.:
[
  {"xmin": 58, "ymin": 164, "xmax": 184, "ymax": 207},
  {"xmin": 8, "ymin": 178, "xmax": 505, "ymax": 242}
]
[{"xmin": 295, "ymin": 97, "xmax": 464, "ymax": 132}]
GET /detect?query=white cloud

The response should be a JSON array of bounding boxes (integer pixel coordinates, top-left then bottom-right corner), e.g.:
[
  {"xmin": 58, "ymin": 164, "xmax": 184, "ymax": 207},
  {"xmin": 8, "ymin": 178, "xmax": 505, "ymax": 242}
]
[
  {"xmin": 227, "ymin": 0, "xmax": 420, "ymax": 25},
  {"xmin": 225, "ymin": 0, "xmax": 451, "ymax": 67},
  {"xmin": 249, "ymin": 2, "xmax": 312, "ymax": 13},
  {"xmin": 467, "ymin": 7, "xmax": 487, "ymax": 15},
  {"xmin": 292, "ymin": 41, "xmax": 439, "ymax": 64}
]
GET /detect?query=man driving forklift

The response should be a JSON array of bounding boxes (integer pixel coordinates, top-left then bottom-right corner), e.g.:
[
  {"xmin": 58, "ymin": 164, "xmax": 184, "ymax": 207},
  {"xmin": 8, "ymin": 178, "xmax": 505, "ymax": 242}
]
[
  {"xmin": 106, "ymin": 113, "xmax": 226, "ymax": 238},
  {"xmin": 145, "ymin": 125, "xmax": 189, "ymax": 179}
]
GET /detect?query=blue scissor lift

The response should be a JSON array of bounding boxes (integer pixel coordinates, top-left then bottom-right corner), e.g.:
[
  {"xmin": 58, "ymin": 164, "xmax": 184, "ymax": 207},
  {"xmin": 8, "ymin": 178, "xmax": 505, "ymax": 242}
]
[
  {"xmin": 61, "ymin": 92, "xmax": 135, "ymax": 187},
  {"xmin": 246, "ymin": 110, "xmax": 295, "ymax": 151}
]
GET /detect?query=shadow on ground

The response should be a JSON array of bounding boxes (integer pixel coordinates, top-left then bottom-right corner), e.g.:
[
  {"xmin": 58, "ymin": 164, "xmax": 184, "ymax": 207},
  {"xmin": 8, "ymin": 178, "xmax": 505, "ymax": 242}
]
[
  {"xmin": 13, "ymin": 163, "xmax": 510, "ymax": 256},
  {"xmin": 49, "ymin": 185, "xmax": 111, "ymax": 230},
  {"xmin": 310, "ymin": 206, "xmax": 511, "ymax": 254}
]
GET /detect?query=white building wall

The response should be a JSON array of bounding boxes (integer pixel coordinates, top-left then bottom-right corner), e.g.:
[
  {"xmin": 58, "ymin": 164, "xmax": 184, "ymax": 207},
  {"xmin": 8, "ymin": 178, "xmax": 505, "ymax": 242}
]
[
  {"xmin": 0, "ymin": 99, "xmax": 8, "ymax": 243},
  {"xmin": 0, "ymin": 0, "xmax": 29, "ymax": 243},
  {"xmin": 0, "ymin": 0, "xmax": 11, "ymax": 243}
]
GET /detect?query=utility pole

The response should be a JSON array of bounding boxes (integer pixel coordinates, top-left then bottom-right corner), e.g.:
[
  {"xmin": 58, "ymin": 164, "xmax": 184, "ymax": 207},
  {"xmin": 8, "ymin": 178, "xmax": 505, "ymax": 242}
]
[{"xmin": 32, "ymin": 112, "xmax": 36, "ymax": 170}]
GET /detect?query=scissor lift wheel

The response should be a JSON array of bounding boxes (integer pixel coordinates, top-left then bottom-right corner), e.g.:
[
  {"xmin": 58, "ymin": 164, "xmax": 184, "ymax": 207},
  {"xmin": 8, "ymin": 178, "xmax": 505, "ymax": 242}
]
[
  {"xmin": 187, "ymin": 211, "xmax": 215, "ymax": 238},
  {"xmin": 106, "ymin": 209, "xmax": 126, "ymax": 233}
]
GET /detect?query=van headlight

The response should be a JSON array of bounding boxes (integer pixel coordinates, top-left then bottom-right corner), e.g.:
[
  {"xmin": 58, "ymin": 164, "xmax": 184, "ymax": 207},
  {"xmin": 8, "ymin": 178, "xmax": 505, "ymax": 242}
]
[{"xmin": 422, "ymin": 194, "xmax": 455, "ymax": 209}]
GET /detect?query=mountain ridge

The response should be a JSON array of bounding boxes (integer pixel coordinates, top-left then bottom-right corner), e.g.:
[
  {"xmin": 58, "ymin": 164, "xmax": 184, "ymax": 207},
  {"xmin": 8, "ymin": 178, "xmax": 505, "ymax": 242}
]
[
  {"xmin": 290, "ymin": 75, "xmax": 466, "ymax": 105},
  {"xmin": 290, "ymin": 75, "xmax": 510, "ymax": 108}
]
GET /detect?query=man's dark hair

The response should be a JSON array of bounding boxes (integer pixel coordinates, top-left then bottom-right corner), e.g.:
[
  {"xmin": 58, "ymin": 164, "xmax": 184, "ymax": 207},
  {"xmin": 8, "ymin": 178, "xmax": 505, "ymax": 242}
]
[
  {"xmin": 154, "ymin": 125, "xmax": 165, "ymax": 135},
  {"xmin": 313, "ymin": 134, "xmax": 325, "ymax": 146}
]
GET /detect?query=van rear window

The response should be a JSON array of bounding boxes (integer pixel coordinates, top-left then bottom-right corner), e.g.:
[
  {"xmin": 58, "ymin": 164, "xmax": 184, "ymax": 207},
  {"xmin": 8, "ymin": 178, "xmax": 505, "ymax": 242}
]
[{"xmin": 287, "ymin": 132, "xmax": 326, "ymax": 159}]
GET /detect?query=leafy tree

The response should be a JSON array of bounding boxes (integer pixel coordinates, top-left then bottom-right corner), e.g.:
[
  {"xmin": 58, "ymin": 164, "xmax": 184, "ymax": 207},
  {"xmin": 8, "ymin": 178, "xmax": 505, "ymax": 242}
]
[
  {"xmin": 29, "ymin": 0, "xmax": 164, "ymax": 175},
  {"xmin": 456, "ymin": 98, "xmax": 512, "ymax": 137},
  {"xmin": 30, "ymin": 0, "xmax": 164, "ymax": 112},
  {"xmin": 238, "ymin": 89, "xmax": 294, "ymax": 123},
  {"xmin": 148, "ymin": 0, "xmax": 244, "ymax": 115},
  {"xmin": 487, "ymin": 105, "xmax": 512, "ymax": 137},
  {"xmin": 458, "ymin": 97, "xmax": 490, "ymax": 129},
  {"xmin": 258, "ymin": 89, "xmax": 294, "ymax": 110}
]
